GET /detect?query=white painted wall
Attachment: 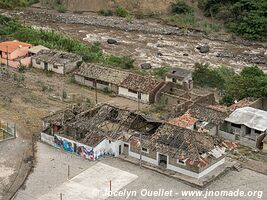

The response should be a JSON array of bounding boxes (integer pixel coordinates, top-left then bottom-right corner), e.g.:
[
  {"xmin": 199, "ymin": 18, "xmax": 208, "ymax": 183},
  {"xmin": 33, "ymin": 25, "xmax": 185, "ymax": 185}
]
[
  {"xmin": 41, "ymin": 132, "xmax": 55, "ymax": 146},
  {"xmin": 118, "ymin": 87, "xmax": 150, "ymax": 103},
  {"xmin": 167, "ymin": 157, "xmax": 225, "ymax": 178},
  {"xmin": 129, "ymin": 150, "xmax": 158, "ymax": 166}
]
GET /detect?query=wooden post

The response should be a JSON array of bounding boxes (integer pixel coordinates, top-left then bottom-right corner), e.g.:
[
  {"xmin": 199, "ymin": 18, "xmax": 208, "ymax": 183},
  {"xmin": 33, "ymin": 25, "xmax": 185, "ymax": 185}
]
[
  {"xmin": 109, "ymin": 180, "xmax": 112, "ymax": 192},
  {"xmin": 14, "ymin": 123, "xmax": 16, "ymax": 138},
  {"xmin": 138, "ymin": 91, "xmax": 141, "ymax": 111},
  {"xmin": 60, "ymin": 193, "xmax": 63, "ymax": 200},
  {"xmin": 95, "ymin": 79, "xmax": 98, "ymax": 104},
  {"xmin": 6, "ymin": 46, "xmax": 8, "ymax": 67},
  {"xmin": 67, "ymin": 165, "xmax": 70, "ymax": 180},
  {"xmin": 139, "ymin": 132, "xmax": 142, "ymax": 168}
]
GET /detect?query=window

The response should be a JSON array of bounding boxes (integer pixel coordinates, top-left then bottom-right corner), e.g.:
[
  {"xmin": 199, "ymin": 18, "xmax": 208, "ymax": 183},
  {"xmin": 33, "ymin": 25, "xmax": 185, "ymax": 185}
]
[
  {"xmin": 124, "ymin": 144, "xmax": 129, "ymax": 148},
  {"xmin": 172, "ymin": 78, "xmax": 177, "ymax": 83},
  {"xmin": 255, "ymin": 130, "xmax": 262, "ymax": 134},
  {"xmin": 231, "ymin": 123, "xmax": 241, "ymax": 129},
  {"xmin": 97, "ymin": 80, "xmax": 109, "ymax": 86},
  {"xmin": 53, "ymin": 65, "xmax": 59, "ymax": 69},
  {"xmin": 177, "ymin": 159, "xmax": 185, "ymax": 165},
  {"xmin": 141, "ymin": 147, "xmax": 149, "ymax": 153},
  {"xmin": 36, "ymin": 59, "xmax": 41, "ymax": 65},
  {"xmin": 128, "ymin": 89, "xmax": 138, "ymax": 94}
]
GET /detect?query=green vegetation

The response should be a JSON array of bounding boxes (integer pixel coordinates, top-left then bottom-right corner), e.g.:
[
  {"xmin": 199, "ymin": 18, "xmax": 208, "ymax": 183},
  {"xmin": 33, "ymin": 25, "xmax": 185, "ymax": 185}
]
[
  {"xmin": 193, "ymin": 63, "xmax": 267, "ymax": 105},
  {"xmin": 98, "ymin": 9, "xmax": 113, "ymax": 16},
  {"xmin": 0, "ymin": 0, "xmax": 38, "ymax": 9},
  {"xmin": 151, "ymin": 65, "xmax": 171, "ymax": 79},
  {"xmin": 115, "ymin": 5, "xmax": 129, "ymax": 18},
  {"xmin": 200, "ymin": 0, "xmax": 267, "ymax": 41},
  {"xmin": 171, "ymin": 0, "xmax": 194, "ymax": 15},
  {"xmin": 0, "ymin": 15, "xmax": 134, "ymax": 69}
]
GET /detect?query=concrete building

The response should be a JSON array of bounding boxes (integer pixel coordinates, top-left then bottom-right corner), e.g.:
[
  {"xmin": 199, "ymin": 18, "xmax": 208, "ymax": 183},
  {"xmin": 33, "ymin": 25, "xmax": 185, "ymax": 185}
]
[
  {"xmin": 32, "ymin": 49, "xmax": 82, "ymax": 74},
  {"xmin": 28, "ymin": 45, "xmax": 49, "ymax": 56},
  {"xmin": 119, "ymin": 74, "xmax": 165, "ymax": 104},
  {"xmin": 165, "ymin": 68, "xmax": 193, "ymax": 90},
  {"xmin": 219, "ymin": 107, "xmax": 267, "ymax": 149},
  {"xmin": 0, "ymin": 41, "xmax": 32, "ymax": 68},
  {"xmin": 74, "ymin": 63, "xmax": 129, "ymax": 93},
  {"xmin": 41, "ymin": 104, "xmax": 226, "ymax": 179}
]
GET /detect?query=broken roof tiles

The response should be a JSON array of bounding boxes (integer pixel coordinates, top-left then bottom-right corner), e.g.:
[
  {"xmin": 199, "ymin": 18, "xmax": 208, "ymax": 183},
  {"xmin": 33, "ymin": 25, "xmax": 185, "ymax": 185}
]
[
  {"xmin": 75, "ymin": 63, "xmax": 130, "ymax": 85},
  {"xmin": 120, "ymin": 74, "xmax": 164, "ymax": 94},
  {"xmin": 33, "ymin": 49, "xmax": 82, "ymax": 65}
]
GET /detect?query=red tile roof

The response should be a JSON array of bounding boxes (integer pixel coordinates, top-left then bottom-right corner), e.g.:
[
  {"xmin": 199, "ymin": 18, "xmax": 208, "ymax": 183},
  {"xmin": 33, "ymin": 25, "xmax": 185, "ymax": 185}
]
[
  {"xmin": 168, "ymin": 113, "xmax": 198, "ymax": 128},
  {"xmin": 0, "ymin": 41, "xmax": 32, "ymax": 53},
  {"xmin": 120, "ymin": 74, "xmax": 164, "ymax": 94}
]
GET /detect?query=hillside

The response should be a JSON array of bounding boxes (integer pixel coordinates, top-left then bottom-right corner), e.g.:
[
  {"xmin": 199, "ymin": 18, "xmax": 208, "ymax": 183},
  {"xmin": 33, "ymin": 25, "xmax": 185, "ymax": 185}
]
[{"xmin": 0, "ymin": 0, "xmax": 266, "ymax": 41}]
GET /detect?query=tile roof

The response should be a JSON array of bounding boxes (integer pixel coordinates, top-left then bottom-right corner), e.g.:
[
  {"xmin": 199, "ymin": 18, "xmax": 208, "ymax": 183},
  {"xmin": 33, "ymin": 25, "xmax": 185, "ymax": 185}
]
[
  {"xmin": 0, "ymin": 41, "xmax": 32, "ymax": 53},
  {"xmin": 120, "ymin": 74, "xmax": 164, "ymax": 94},
  {"xmin": 168, "ymin": 113, "xmax": 198, "ymax": 129},
  {"xmin": 150, "ymin": 124, "xmax": 223, "ymax": 164},
  {"xmin": 33, "ymin": 49, "xmax": 82, "ymax": 65},
  {"xmin": 75, "ymin": 63, "xmax": 130, "ymax": 85},
  {"xmin": 188, "ymin": 104, "xmax": 228, "ymax": 125}
]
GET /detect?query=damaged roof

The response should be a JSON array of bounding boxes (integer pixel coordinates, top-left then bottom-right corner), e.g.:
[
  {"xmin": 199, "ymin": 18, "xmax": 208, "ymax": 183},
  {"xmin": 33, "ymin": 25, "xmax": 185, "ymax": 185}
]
[
  {"xmin": 120, "ymin": 74, "xmax": 164, "ymax": 94},
  {"xmin": 166, "ymin": 68, "xmax": 192, "ymax": 79},
  {"xmin": 225, "ymin": 107, "xmax": 267, "ymax": 132},
  {"xmin": 33, "ymin": 49, "xmax": 82, "ymax": 65},
  {"xmin": 188, "ymin": 104, "xmax": 229, "ymax": 125},
  {"xmin": 75, "ymin": 63, "xmax": 130, "ymax": 85},
  {"xmin": 168, "ymin": 113, "xmax": 198, "ymax": 129}
]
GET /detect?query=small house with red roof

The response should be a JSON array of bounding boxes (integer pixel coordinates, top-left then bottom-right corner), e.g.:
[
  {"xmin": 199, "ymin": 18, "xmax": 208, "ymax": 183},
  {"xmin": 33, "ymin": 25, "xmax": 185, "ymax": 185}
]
[{"xmin": 0, "ymin": 41, "xmax": 32, "ymax": 68}]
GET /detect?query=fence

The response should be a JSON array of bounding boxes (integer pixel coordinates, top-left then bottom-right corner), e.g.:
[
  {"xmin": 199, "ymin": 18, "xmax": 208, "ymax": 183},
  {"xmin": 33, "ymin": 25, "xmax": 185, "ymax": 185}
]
[{"xmin": 0, "ymin": 120, "xmax": 16, "ymax": 142}]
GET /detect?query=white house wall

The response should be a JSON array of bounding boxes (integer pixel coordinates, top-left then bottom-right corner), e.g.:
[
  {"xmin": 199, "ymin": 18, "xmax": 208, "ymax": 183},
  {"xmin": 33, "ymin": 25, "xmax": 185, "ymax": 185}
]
[
  {"xmin": 118, "ymin": 87, "xmax": 150, "ymax": 103},
  {"xmin": 129, "ymin": 150, "xmax": 159, "ymax": 166},
  {"xmin": 167, "ymin": 157, "xmax": 225, "ymax": 178}
]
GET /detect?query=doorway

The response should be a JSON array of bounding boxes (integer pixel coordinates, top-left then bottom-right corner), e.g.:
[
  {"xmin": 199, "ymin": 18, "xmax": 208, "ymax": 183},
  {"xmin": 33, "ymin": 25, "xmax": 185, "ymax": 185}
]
[
  {"xmin": 44, "ymin": 62, "xmax": 48, "ymax": 70},
  {"xmin": 158, "ymin": 153, "xmax": 167, "ymax": 168},
  {"xmin": 119, "ymin": 145, "xmax": 122, "ymax": 155}
]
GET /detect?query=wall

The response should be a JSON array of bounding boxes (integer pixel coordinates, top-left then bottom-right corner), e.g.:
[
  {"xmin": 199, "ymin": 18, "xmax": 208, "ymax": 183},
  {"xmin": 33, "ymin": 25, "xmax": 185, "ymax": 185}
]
[
  {"xmin": 74, "ymin": 74, "xmax": 118, "ymax": 93},
  {"xmin": 41, "ymin": 0, "xmax": 175, "ymax": 14},
  {"xmin": 167, "ymin": 157, "xmax": 225, "ymax": 178},
  {"xmin": 118, "ymin": 87, "xmax": 150, "ymax": 103},
  {"xmin": 33, "ymin": 58, "xmax": 79, "ymax": 74}
]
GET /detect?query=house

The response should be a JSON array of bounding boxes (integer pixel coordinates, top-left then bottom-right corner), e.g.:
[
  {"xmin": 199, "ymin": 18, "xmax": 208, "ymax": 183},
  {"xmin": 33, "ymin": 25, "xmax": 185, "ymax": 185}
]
[
  {"xmin": 32, "ymin": 49, "xmax": 82, "ymax": 74},
  {"xmin": 28, "ymin": 45, "xmax": 49, "ymax": 56},
  {"xmin": 74, "ymin": 63, "xmax": 130, "ymax": 93},
  {"xmin": 219, "ymin": 107, "xmax": 267, "ymax": 149},
  {"xmin": 0, "ymin": 41, "xmax": 32, "ymax": 68},
  {"xmin": 262, "ymin": 136, "xmax": 267, "ymax": 153},
  {"xmin": 167, "ymin": 103, "xmax": 228, "ymax": 136},
  {"xmin": 165, "ymin": 68, "xmax": 193, "ymax": 90},
  {"xmin": 119, "ymin": 74, "xmax": 165, "ymax": 104},
  {"xmin": 41, "ymin": 104, "xmax": 226, "ymax": 179}
]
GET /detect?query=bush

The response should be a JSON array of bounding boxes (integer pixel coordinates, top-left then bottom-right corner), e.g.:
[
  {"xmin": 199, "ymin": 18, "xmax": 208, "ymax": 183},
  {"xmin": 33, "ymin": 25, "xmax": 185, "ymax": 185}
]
[
  {"xmin": 115, "ymin": 6, "xmax": 129, "ymax": 18},
  {"xmin": 98, "ymin": 9, "xmax": 113, "ymax": 16},
  {"xmin": 152, "ymin": 65, "xmax": 171, "ymax": 79},
  {"xmin": 56, "ymin": 4, "xmax": 66, "ymax": 13},
  {"xmin": 201, "ymin": 0, "xmax": 267, "ymax": 41},
  {"xmin": 104, "ymin": 55, "xmax": 134, "ymax": 69},
  {"xmin": 171, "ymin": 0, "xmax": 194, "ymax": 15}
]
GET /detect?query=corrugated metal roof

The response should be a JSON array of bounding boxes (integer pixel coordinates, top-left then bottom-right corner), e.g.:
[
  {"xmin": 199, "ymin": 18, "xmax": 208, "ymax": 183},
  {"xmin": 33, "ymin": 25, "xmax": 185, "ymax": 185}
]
[{"xmin": 225, "ymin": 107, "xmax": 267, "ymax": 132}]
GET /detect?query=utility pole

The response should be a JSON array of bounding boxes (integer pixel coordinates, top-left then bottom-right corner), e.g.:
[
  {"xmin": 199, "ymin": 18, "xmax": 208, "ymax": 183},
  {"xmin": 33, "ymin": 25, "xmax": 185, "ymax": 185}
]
[
  {"xmin": 137, "ymin": 91, "xmax": 141, "ymax": 111},
  {"xmin": 94, "ymin": 78, "xmax": 98, "ymax": 104},
  {"xmin": 60, "ymin": 193, "xmax": 63, "ymax": 200},
  {"xmin": 6, "ymin": 46, "xmax": 8, "ymax": 67},
  {"xmin": 139, "ymin": 132, "xmax": 142, "ymax": 168}
]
